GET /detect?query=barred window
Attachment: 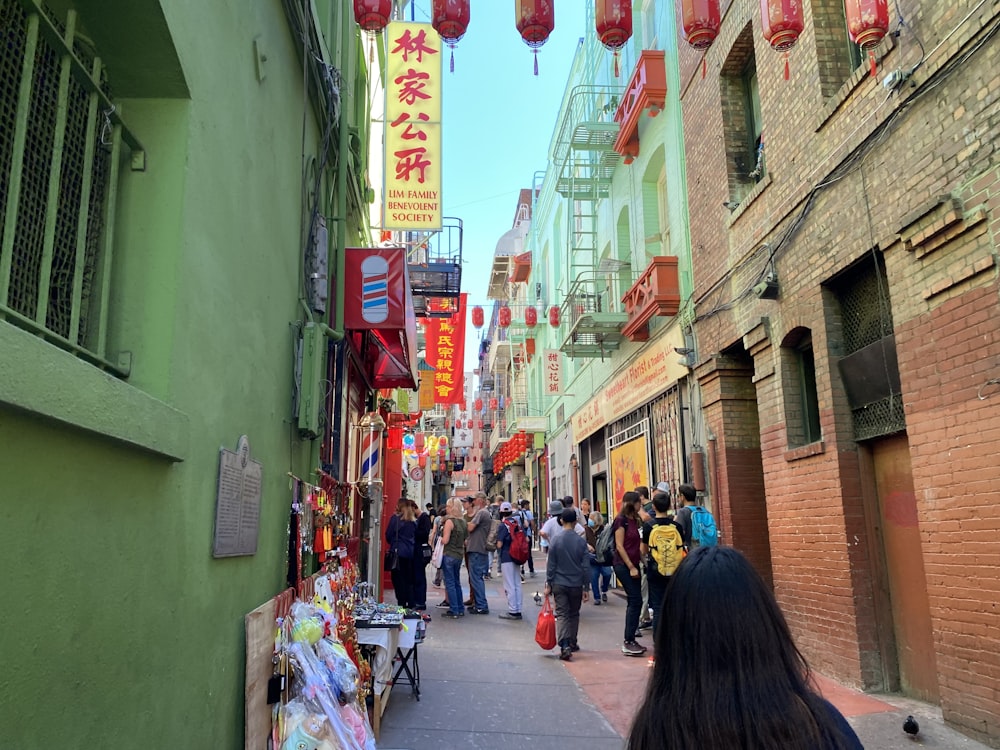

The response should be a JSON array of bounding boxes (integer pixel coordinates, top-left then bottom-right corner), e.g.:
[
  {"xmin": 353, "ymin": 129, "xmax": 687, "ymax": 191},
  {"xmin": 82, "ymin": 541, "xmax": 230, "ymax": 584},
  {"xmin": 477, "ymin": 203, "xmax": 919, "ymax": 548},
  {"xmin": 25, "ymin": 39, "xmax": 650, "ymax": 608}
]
[{"xmin": 0, "ymin": 0, "xmax": 141, "ymax": 374}]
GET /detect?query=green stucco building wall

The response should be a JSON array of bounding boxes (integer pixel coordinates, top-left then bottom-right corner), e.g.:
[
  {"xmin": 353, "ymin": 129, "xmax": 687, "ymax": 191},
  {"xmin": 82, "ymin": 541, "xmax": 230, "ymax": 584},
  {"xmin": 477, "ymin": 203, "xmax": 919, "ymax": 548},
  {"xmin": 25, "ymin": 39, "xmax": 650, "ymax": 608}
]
[{"xmin": 0, "ymin": 1, "xmax": 368, "ymax": 746}]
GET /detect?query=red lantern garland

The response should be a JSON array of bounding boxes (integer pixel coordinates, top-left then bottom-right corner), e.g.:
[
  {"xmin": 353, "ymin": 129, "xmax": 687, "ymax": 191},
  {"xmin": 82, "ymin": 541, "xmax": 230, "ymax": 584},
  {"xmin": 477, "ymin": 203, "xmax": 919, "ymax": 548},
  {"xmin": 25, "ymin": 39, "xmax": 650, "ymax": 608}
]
[
  {"xmin": 596, "ymin": 0, "xmax": 632, "ymax": 77},
  {"xmin": 432, "ymin": 0, "xmax": 470, "ymax": 72},
  {"xmin": 760, "ymin": 0, "xmax": 804, "ymax": 80},
  {"xmin": 681, "ymin": 0, "xmax": 721, "ymax": 78},
  {"xmin": 471, "ymin": 305, "xmax": 484, "ymax": 329},
  {"xmin": 524, "ymin": 306, "xmax": 538, "ymax": 328},
  {"xmin": 844, "ymin": 0, "xmax": 889, "ymax": 78},
  {"xmin": 498, "ymin": 305, "xmax": 512, "ymax": 328},
  {"xmin": 548, "ymin": 305, "xmax": 560, "ymax": 328},
  {"xmin": 353, "ymin": 0, "xmax": 392, "ymax": 34},
  {"xmin": 515, "ymin": 0, "xmax": 555, "ymax": 75}
]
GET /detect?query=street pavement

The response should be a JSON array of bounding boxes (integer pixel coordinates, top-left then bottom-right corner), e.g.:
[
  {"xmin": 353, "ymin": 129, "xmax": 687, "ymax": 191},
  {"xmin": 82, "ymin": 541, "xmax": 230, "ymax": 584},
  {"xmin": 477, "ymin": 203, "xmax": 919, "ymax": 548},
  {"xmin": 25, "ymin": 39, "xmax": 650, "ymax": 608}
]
[{"xmin": 376, "ymin": 554, "xmax": 993, "ymax": 750}]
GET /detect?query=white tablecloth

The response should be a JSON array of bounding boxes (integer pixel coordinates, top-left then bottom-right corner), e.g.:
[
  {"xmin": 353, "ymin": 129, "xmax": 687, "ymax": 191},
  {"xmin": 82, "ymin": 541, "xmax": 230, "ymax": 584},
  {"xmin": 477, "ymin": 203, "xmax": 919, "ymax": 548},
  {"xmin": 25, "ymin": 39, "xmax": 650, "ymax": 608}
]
[{"xmin": 356, "ymin": 626, "xmax": 400, "ymax": 691}]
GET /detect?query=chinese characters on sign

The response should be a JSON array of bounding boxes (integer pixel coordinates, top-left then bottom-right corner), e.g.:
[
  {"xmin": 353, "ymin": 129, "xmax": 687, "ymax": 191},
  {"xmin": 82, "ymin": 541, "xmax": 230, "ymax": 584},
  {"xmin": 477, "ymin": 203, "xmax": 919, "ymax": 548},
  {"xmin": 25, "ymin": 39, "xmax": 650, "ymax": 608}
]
[
  {"xmin": 544, "ymin": 348, "xmax": 562, "ymax": 396},
  {"xmin": 384, "ymin": 22, "xmax": 442, "ymax": 231},
  {"xmin": 425, "ymin": 294, "xmax": 467, "ymax": 404}
]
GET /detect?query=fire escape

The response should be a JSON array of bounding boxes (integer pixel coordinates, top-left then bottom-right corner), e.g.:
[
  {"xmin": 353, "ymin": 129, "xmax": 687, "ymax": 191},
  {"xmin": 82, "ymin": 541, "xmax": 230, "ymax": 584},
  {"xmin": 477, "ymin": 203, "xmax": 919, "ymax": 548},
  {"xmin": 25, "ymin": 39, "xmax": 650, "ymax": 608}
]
[
  {"xmin": 406, "ymin": 217, "xmax": 463, "ymax": 318},
  {"xmin": 552, "ymin": 84, "xmax": 628, "ymax": 359}
]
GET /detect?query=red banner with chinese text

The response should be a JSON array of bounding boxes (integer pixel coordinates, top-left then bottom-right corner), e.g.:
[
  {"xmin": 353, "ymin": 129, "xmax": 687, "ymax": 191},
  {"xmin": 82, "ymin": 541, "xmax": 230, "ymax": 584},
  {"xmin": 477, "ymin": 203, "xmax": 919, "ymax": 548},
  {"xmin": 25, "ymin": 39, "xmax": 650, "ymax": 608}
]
[{"xmin": 425, "ymin": 294, "xmax": 467, "ymax": 404}]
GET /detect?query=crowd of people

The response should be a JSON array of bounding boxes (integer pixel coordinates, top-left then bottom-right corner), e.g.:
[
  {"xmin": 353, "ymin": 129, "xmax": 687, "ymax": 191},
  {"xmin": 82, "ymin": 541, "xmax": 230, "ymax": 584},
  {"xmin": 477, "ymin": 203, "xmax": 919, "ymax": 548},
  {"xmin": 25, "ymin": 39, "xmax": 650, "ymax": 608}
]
[{"xmin": 384, "ymin": 484, "xmax": 862, "ymax": 749}]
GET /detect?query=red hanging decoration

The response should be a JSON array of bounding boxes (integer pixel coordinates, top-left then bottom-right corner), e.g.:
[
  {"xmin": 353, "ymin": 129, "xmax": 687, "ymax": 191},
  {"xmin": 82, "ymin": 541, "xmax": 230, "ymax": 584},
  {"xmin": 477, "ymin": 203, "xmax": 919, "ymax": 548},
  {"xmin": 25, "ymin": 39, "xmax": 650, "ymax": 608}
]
[
  {"xmin": 681, "ymin": 0, "xmax": 721, "ymax": 49},
  {"xmin": 432, "ymin": 0, "xmax": 470, "ymax": 72},
  {"xmin": 471, "ymin": 305, "xmax": 485, "ymax": 329},
  {"xmin": 515, "ymin": 0, "xmax": 555, "ymax": 76},
  {"xmin": 490, "ymin": 397, "xmax": 499, "ymax": 410},
  {"xmin": 524, "ymin": 306, "xmax": 538, "ymax": 328},
  {"xmin": 498, "ymin": 306, "xmax": 512, "ymax": 328},
  {"xmin": 843, "ymin": 0, "xmax": 889, "ymax": 78},
  {"xmin": 474, "ymin": 397, "xmax": 483, "ymax": 411},
  {"xmin": 353, "ymin": 0, "xmax": 392, "ymax": 34},
  {"xmin": 760, "ymin": 0, "xmax": 804, "ymax": 80},
  {"xmin": 548, "ymin": 305, "xmax": 560, "ymax": 328},
  {"xmin": 596, "ymin": 0, "xmax": 632, "ymax": 78}
]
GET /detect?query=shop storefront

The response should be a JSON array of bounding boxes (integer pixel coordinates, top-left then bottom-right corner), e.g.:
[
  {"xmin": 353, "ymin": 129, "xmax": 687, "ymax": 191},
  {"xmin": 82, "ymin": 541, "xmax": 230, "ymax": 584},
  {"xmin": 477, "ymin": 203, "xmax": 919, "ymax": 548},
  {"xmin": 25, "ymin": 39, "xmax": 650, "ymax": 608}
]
[{"xmin": 570, "ymin": 329, "xmax": 694, "ymax": 519}]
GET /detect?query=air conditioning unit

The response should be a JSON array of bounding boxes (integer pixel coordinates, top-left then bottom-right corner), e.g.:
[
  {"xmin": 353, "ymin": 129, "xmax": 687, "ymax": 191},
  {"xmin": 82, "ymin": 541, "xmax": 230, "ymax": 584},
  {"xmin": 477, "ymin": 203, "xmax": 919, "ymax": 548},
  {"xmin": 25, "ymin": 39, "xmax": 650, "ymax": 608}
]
[{"xmin": 297, "ymin": 322, "xmax": 325, "ymax": 438}]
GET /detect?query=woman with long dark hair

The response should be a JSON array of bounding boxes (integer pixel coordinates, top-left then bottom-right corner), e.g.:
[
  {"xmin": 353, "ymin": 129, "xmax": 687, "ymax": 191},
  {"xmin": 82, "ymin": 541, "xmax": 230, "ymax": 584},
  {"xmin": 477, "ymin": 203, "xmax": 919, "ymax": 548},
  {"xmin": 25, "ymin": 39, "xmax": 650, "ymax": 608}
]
[
  {"xmin": 612, "ymin": 491, "xmax": 646, "ymax": 657},
  {"xmin": 384, "ymin": 499, "xmax": 417, "ymax": 609},
  {"xmin": 628, "ymin": 546, "xmax": 863, "ymax": 749}
]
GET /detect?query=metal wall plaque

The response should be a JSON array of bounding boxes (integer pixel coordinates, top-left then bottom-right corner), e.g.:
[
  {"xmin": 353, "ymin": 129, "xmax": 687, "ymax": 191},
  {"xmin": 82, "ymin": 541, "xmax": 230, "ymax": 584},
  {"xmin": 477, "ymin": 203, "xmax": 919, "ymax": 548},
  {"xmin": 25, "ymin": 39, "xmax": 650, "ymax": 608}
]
[{"xmin": 212, "ymin": 435, "xmax": 263, "ymax": 557}]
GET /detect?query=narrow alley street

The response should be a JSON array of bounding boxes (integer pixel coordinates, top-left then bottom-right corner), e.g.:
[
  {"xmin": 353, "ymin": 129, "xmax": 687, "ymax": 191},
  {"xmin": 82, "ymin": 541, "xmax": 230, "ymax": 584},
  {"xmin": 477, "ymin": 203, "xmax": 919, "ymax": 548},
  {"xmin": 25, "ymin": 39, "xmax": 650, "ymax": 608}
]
[{"xmin": 376, "ymin": 557, "xmax": 992, "ymax": 750}]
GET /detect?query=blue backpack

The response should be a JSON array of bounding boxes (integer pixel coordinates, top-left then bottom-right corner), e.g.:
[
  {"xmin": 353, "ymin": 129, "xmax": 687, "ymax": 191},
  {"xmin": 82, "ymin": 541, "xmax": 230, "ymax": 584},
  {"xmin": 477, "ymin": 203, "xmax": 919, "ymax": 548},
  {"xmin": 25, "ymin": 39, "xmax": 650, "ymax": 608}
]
[{"xmin": 690, "ymin": 505, "xmax": 718, "ymax": 547}]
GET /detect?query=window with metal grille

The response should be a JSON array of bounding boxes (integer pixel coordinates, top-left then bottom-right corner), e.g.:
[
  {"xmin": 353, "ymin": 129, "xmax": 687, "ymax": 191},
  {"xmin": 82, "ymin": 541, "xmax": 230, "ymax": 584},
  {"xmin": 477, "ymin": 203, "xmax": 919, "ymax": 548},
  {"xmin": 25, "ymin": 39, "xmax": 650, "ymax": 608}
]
[
  {"xmin": 1, "ymin": 0, "xmax": 141, "ymax": 375},
  {"xmin": 830, "ymin": 252, "xmax": 905, "ymax": 441}
]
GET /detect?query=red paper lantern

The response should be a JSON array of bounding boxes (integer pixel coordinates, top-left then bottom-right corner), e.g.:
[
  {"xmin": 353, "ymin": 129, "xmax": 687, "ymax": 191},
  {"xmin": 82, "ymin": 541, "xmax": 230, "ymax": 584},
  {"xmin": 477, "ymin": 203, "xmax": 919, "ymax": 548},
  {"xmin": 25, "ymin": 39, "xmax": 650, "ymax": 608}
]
[
  {"xmin": 844, "ymin": 0, "xmax": 889, "ymax": 77},
  {"xmin": 596, "ymin": 1, "xmax": 632, "ymax": 77},
  {"xmin": 548, "ymin": 305, "xmax": 560, "ymax": 327},
  {"xmin": 353, "ymin": 0, "xmax": 391, "ymax": 33},
  {"xmin": 681, "ymin": 0, "xmax": 721, "ymax": 50},
  {"xmin": 524, "ymin": 306, "xmax": 538, "ymax": 328},
  {"xmin": 475, "ymin": 398, "xmax": 483, "ymax": 411},
  {"xmin": 490, "ymin": 398, "xmax": 499, "ymax": 410},
  {"xmin": 760, "ymin": 0, "xmax": 805, "ymax": 79},
  {"xmin": 477, "ymin": 420, "xmax": 483, "ymax": 429},
  {"xmin": 471, "ymin": 305, "xmax": 485, "ymax": 329},
  {"xmin": 498, "ymin": 306, "xmax": 512, "ymax": 328},
  {"xmin": 432, "ymin": 0, "xmax": 470, "ymax": 71},
  {"xmin": 515, "ymin": 0, "xmax": 555, "ymax": 75}
]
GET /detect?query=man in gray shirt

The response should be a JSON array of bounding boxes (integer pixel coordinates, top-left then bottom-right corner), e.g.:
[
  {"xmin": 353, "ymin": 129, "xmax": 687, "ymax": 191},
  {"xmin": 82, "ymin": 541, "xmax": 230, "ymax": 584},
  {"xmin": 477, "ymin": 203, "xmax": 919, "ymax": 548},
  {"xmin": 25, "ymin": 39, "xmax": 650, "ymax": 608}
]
[
  {"xmin": 465, "ymin": 491, "xmax": 493, "ymax": 614},
  {"xmin": 544, "ymin": 509, "xmax": 590, "ymax": 660}
]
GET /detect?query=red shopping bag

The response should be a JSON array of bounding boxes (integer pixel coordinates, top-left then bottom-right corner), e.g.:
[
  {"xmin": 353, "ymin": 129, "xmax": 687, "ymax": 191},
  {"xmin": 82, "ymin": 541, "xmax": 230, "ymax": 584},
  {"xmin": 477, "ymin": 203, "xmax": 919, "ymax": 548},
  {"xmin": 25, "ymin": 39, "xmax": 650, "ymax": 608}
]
[{"xmin": 535, "ymin": 595, "xmax": 557, "ymax": 650}]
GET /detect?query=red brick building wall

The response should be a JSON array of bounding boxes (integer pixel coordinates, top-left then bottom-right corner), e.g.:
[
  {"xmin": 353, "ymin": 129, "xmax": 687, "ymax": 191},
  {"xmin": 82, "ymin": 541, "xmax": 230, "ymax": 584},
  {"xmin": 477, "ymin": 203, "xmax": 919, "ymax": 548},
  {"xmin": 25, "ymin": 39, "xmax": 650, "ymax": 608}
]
[{"xmin": 678, "ymin": 0, "xmax": 1000, "ymax": 743}]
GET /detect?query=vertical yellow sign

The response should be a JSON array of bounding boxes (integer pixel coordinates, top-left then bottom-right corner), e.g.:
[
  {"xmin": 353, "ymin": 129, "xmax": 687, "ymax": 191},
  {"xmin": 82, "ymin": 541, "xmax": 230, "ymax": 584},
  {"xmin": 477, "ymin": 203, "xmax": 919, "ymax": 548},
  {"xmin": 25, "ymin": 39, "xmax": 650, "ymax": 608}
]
[{"xmin": 384, "ymin": 22, "xmax": 442, "ymax": 231}]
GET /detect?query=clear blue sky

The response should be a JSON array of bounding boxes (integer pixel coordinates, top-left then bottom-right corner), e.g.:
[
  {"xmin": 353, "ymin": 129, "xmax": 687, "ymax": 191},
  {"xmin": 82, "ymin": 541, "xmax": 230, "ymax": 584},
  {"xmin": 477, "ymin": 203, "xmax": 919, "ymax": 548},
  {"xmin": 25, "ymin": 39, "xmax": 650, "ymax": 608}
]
[{"xmin": 407, "ymin": 1, "xmax": 589, "ymax": 373}]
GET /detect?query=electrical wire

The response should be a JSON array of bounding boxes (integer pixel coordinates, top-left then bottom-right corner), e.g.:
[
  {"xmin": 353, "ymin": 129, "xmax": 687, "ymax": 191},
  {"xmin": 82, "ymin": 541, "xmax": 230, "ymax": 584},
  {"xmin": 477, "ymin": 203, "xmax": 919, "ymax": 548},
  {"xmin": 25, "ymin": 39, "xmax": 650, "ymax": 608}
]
[{"xmin": 692, "ymin": 6, "xmax": 1000, "ymax": 325}]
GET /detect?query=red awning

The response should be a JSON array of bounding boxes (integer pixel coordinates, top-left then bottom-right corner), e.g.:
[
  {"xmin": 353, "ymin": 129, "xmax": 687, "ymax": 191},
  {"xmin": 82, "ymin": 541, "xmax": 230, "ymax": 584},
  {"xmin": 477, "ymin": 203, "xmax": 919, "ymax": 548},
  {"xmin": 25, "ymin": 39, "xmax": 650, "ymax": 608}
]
[{"xmin": 344, "ymin": 247, "xmax": 419, "ymax": 390}]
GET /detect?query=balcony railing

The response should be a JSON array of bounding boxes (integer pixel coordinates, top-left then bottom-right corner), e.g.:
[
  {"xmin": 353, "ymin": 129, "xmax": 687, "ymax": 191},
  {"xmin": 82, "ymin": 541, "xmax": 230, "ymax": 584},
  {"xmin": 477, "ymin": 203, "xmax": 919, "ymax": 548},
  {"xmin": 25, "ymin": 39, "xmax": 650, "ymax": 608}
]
[
  {"xmin": 558, "ymin": 273, "xmax": 628, "ymax": 358},
  {"xmin": 622, "ymin": 256, "xmax": 681, "ymax": 341},
  {"xmin": 613, "ymin": 51, "xmax": 667, "ymax": 164}
]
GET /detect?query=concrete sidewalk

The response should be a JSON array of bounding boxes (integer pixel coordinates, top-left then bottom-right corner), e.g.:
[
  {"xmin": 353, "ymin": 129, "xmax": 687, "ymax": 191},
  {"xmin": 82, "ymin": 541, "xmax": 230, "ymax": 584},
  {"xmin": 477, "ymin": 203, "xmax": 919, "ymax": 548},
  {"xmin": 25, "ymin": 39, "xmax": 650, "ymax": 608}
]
[{"xmin": 376, "ymin": 557, "xmax": 991, "ymax": 750}]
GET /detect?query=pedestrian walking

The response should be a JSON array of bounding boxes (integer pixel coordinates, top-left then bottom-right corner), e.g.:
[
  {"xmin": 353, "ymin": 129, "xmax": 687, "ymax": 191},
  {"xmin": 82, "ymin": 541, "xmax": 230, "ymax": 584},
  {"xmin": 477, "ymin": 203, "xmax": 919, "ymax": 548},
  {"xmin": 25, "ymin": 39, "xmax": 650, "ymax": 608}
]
[
  {"xmin": 518, "ymin": 498, "xmax": 536, "ymax": 577},
  {"xmin": 495, "ymin": 502, "xmax": 523, "ymax": 620},
  {"xmin": 628, "ymin": 546, "xmax": 863, "ymax": 750},
  {"xmin": 588, "ymin": 511, "xmax": 612, "ymax": 604},
  {"xmin": 634, "ymin": 485, "xmax": 654, "ymax": 632},
  {"xmin": 385, "ymin": 499, "xmax": 417, "ymax": 609},
  {"xmin": 464, "ymin": 492, "xmax": 492, "ymax": 614},
  {"xmin": 439, "ymin": 497, "xmax": 469, "ymax": 619},
  {"xmin": 640, "ymin": 491, "xmax": 685, "ymax": 640},
  {"xmin": 544, "ymin": 508, "xmax": 590, "ymax": 660},
  {"xmin": 612, "ymin": 491, "xmax": 646, "ymax": 656},
  {"xmin": 413, "ymin": 499, "xmax": 432, "ymax": 610}
]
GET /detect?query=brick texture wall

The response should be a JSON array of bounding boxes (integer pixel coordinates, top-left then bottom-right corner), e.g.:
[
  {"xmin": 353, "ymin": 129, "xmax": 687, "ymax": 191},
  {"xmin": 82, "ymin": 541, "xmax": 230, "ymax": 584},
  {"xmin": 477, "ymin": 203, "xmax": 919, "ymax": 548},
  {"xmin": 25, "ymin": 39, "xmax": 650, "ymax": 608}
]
[{"xmin": 680, "ymin": 0, "xmax": 1000, "ymax": 743}]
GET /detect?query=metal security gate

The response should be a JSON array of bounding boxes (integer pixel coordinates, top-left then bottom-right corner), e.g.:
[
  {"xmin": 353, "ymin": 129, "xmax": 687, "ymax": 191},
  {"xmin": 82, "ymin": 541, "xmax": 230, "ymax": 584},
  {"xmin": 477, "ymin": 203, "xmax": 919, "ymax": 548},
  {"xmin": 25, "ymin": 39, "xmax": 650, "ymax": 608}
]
[{"xmin": 0, "ymin": 0, "xmax": 141, "ymax": 373}]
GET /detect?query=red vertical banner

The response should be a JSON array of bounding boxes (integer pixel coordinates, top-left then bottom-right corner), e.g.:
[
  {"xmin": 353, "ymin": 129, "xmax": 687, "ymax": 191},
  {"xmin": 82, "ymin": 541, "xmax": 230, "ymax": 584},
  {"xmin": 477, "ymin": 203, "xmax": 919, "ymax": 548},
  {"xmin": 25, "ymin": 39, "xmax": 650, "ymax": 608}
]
[{"xmin": 426, "ymin": 294, "xmax": 467, "ymax": 404}]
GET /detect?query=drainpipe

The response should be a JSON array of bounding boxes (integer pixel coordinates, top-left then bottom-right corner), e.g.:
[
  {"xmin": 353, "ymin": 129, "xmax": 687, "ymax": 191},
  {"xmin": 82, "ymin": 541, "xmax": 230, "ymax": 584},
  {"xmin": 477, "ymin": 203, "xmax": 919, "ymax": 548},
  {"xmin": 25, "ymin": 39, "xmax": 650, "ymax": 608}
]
[{"xmin": 326, "ymin": 5, "xmax": 351, "ymax": 344}]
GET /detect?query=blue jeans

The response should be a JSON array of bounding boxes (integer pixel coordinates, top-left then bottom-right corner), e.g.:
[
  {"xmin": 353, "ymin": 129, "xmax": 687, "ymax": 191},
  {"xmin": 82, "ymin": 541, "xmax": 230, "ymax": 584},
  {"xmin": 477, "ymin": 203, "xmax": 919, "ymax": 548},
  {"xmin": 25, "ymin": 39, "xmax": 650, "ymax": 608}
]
[
  {"xmin": 442, "ymin": 555, "xmax": 464, "ymax": 615},
  {"xmin": 590, "ymin": 562, "xmax": 612, "ymax": 598},
  {"xmin": 467, "ymin": 551, "xmax": 489, "ymax": 611}
]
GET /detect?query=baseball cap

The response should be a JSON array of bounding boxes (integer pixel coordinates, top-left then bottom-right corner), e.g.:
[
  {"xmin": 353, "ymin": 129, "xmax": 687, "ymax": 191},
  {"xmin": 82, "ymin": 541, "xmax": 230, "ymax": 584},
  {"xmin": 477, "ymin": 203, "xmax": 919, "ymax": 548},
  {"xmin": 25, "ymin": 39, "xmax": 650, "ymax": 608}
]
[
  {"xmin": 500, "ymin": 501, "xmax": 513, "ymax": 512},
  {"xmin": 655, "ymin": 481, "xmax": 671, "ymax": 494}
]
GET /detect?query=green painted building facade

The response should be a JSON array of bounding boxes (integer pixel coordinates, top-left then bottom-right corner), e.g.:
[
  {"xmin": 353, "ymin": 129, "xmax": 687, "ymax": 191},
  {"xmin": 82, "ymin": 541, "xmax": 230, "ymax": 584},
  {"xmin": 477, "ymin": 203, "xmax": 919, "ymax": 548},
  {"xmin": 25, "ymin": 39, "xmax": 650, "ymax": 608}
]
[
  {"xmin": 0, "ymin": 0, "xmax": 372, "ymax": 745},
  {"xmin": 492, "ymin": 3, "xmax": 696, "ymax": 506}
]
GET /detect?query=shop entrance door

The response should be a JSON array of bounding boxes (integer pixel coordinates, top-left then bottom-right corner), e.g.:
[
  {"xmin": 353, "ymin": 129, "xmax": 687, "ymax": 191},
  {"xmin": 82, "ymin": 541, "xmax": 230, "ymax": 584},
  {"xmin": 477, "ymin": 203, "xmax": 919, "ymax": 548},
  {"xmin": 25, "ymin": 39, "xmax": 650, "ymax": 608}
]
[
  {"xmin": 592, "ymin": 474, "xmax": 608, "ymax": 518},
  {"xmin": 871, "ymin": 434, "xmax": 939, "ymax": 702}
]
